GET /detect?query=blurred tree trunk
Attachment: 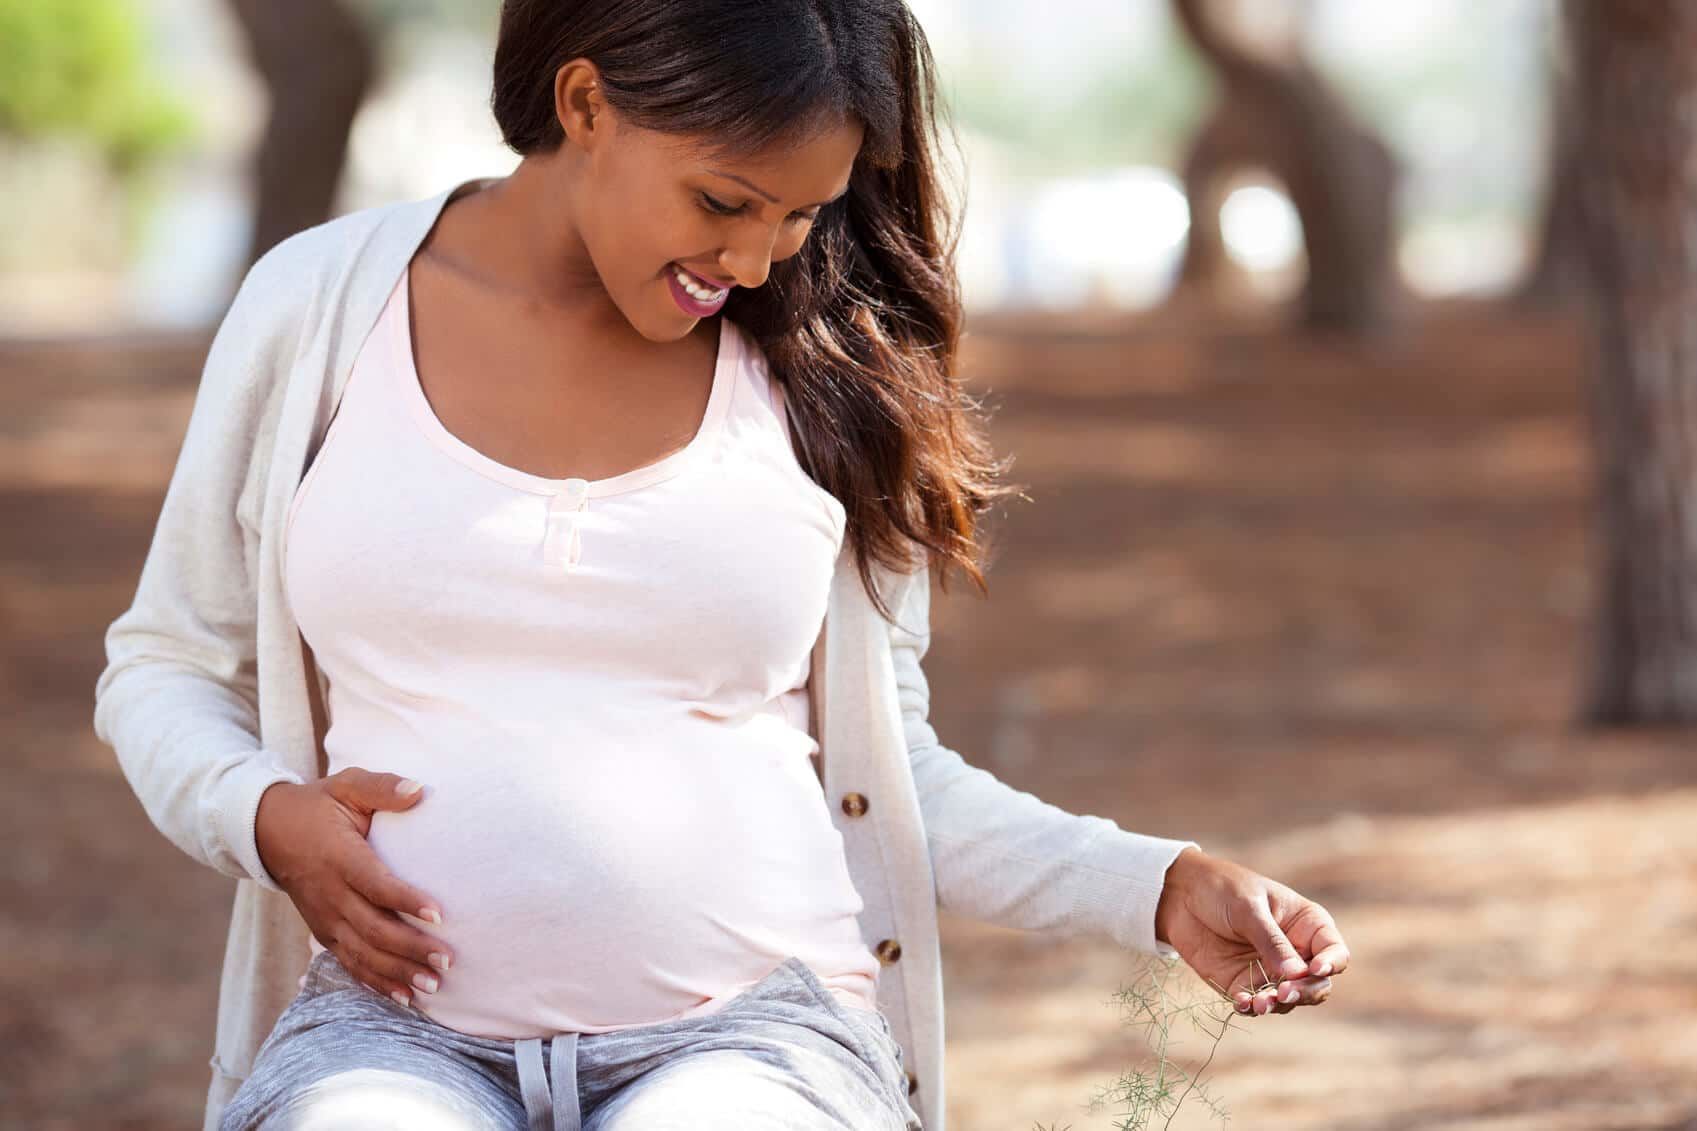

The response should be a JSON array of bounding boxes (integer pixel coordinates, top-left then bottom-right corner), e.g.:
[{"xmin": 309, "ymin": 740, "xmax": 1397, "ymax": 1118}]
[
  {"xmin": 1569, "ymin": 0, "xmax": 1697, "ymax": 723},
  {"xmin": 1169, "ymin": 0, "xmax": 1401, "ymax": 334},
  {"xmin": 1515, "ymin": 12, "xmax": 1587, "ymax": 309},
  {"xmin": 224, "ymin": 0, "xmax": 377, "ymax": 274}
]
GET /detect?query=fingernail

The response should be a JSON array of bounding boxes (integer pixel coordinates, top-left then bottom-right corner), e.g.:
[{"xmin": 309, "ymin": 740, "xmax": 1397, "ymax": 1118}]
[
  {"xmin": 413, "ymin": 972, "xmax": 438, "ymax": 994},
  {"xmin": 419, "ymin": 907, "xmax": 442, "ymax": 925},
  {"xmin": 390, "ymin": 989, "xmax": 411, "ymax": 1007},
  {"xmin": 1280, "ymin": 987, "xmax": 1299, "ymax": 1003},
  {"xmin": 1315, "ymin": 960, "xmax": 1331, "ymax": 977},
  {"xmin": 428, "ymin": 951, "xmax": 452, "ymax": 972},
  {"xmin": 397, "ymin": 779, "xmax": 422, "ymax": 795}
]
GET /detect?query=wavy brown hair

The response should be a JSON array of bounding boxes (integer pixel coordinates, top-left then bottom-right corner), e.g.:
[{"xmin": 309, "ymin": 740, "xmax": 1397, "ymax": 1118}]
[{"xmin": 490, "ymin": 0, "xmax": 1022, "ymax": 622}]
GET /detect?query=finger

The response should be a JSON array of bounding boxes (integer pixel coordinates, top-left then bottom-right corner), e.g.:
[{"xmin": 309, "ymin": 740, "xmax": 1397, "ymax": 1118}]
[
  {"xmin": 1237, "ymin": 953, "xmax": 1276, "ymax": 996},
  {"xmin": 1230, "ymin": 949, "xmax": 1286, "ymax": 1014},
  {"xmin": 342, "ymin": 888, "xmax": 454, "ymax": 974},
  {"xmin": 1282, "ymin": 902, "xmax": 1349, "ymax": 978},
  {"xmin": 1254, "ymin": 978, "xmax": 1306, "ymax": 1016},
  {"xmin": 343, "ymin": 853, "xmax": 444, "ymax": 927},
  {"xmin": 1229, "ymin": 955, "xmax": 1275, "ymax": 1013},
  {"xmin": 1246, "ymin": 899, "xmax": 1310, "ymax": 982},
  {"xmin": 1272, "ymin": 975, "xmax": 1334, "ymax": 1008},
  {"xmin": 1306, "ymin": 925, "xmax": 1350, "ymax": 978},
  {"xmin": 326, "ymin": 767, "xmax": 427, "ymax": 817},
  {"xmin": 331, "ymin": 929, "xmax": 425, "ymax": 1008},
  {"xmin": 334, "ymin": 889, "xmax": 444, "ymax": 998}
]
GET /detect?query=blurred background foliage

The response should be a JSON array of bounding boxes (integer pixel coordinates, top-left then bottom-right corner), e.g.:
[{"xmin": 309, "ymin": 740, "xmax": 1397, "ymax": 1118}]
[
  {"xmin": 0, "ymin": 0, "xmax": 1552, "ymax": 332},
  {"xmin": 0, "ymin": 0, "xmax": 197, "ymax": 169}
]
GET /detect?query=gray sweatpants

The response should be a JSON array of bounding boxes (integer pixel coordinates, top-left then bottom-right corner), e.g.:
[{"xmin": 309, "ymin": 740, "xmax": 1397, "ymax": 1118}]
[{"xmin": 219, "ymin": 949, "xmax": 922, "ymax": 1130}]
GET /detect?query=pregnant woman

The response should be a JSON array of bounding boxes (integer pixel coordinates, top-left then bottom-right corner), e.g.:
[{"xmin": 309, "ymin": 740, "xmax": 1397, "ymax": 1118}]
[{"xmin": 93, "ymin": 2, "xmax": 1351, "ymax": 1129}]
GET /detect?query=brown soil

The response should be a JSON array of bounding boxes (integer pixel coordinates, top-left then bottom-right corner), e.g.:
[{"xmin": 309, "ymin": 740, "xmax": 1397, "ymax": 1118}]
[{"xmin": 2, "ymin": 298, "xmax": 1693, "ymax": 1129}]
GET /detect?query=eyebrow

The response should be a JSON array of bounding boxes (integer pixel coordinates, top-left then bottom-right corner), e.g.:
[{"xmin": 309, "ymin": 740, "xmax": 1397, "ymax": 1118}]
[{"xmin": 704, "ymin": 170, "xmax": 850, "ymax": 210}]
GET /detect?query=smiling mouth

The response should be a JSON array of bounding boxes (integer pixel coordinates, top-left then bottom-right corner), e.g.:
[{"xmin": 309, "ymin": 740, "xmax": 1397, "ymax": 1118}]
[{"xmin": 669, "ymin": 262, "xmax": 731, "ymax": 302}]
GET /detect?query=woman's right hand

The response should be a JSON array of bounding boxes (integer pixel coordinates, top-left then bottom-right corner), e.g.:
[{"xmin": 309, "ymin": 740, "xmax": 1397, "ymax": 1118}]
[{"xmin": 254, "ymin": 767, "xmax": 454, "ymax": 1007}]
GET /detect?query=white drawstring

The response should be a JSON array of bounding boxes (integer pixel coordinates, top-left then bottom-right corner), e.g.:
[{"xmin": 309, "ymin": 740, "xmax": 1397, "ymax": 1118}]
[{"xmin": 515, "ymin": 1031, "xmax": 581, "ymax": 1131}]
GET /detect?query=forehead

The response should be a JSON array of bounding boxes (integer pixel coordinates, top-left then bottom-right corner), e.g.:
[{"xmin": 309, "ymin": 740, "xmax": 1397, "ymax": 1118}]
[{"xmin": 656, "ymin": 116, "xmax": 864, "ymax": 187}]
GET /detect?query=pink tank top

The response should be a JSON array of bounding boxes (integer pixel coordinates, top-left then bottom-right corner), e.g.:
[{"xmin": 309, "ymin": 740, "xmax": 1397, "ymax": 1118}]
[{"xmin": 284, "ymin": 263, "xmax": 879, "ymax": 1038}]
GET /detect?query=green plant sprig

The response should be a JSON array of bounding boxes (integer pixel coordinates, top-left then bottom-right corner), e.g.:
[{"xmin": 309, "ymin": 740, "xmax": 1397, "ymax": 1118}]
[{"xmin": 1033, "ymin": 956, "xmax": 1282, "ymax": 1131}]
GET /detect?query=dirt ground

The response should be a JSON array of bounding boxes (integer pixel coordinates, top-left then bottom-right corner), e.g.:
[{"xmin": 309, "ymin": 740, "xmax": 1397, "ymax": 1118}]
[{"xmin": 2, "ymin": 297, "xmax": 1693, "ymax": 1130}]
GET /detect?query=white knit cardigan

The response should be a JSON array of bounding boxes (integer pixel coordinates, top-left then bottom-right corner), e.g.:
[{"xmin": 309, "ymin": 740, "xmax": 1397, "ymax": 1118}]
[{"xmin": 92, "ymin": 175, "xmax": 1199, "ymax": 1131}]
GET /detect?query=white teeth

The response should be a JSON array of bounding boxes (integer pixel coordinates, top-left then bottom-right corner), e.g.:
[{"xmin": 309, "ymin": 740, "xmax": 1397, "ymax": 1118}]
[{"xmin": 672, "ymin": 263, "xmax": 727, "ymax": 303}]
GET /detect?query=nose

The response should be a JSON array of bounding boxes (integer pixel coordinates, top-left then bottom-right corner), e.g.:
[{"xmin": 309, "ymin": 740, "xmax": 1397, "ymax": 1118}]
[{"xmin": 719, "ymin": 228, "xmax": 778, "ymax": 290}]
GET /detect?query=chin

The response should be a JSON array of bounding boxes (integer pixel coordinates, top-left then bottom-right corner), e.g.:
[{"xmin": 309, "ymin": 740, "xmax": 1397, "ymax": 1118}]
[
  {"xmin": 640, "ymin": 313, "xmax": 702, "ymax": 344},
  {"xmin": 610, "ymin": 291, "xmax": 696, "ymax": 344}
]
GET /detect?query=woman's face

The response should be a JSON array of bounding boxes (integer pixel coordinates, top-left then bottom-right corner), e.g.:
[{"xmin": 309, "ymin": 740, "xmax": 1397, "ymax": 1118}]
[{"xmin": 557, "ymin": 63, "xmax": 864, "ymax": 341}]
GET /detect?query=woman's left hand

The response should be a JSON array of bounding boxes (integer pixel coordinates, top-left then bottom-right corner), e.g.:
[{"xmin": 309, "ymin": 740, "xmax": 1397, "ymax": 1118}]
[{"xmin": 1153, "ymin": 846, "xmax": 1350, "ymax": 1017}]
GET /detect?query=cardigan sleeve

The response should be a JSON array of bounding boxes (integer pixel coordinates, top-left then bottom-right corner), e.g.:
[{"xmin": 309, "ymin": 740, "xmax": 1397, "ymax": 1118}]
[
  {"xmin": 884, "ymin": 559, "xmax": 1200, "ymax": 960},
  {"xmin": 92, "ymin": 247, "xmax": 306, "ymax": 895}
]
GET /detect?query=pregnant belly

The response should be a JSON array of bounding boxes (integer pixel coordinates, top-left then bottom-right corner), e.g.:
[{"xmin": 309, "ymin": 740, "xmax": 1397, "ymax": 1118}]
[{"xmin": 332, "ymin": 706, "xmax": 870, "ymax": 1038}]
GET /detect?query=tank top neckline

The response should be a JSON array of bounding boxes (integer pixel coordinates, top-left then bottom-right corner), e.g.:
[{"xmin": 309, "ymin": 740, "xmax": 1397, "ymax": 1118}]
[{"xmin": 392, "ymin": 261, "xmax": 739, "ymax": 499}]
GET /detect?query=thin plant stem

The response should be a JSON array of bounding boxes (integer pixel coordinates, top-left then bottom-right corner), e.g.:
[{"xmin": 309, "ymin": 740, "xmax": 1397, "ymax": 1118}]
[{"xmin": 1051, "ymin": 954, "xmax": 1286, "ymax": 1131}]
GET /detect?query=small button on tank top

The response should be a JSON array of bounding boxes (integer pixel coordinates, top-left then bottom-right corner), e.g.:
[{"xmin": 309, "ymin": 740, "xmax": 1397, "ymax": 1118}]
[{"xmin": 283, "ymin": 263, "xmax": 878, "ymax": 1038}]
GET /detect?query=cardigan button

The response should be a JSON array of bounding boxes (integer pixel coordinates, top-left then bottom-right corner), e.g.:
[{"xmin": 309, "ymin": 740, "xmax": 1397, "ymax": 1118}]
[
  {"xmin": 905, "ymin": 1069, "xmax": 918, "ymax": 1095},
  {"xmin": 874, "ymin": 938, "xmax": 902, "ymax": 965},
  {"xmin": 840, "ymin": 791, "xmax": 869, "ymax": 817}
]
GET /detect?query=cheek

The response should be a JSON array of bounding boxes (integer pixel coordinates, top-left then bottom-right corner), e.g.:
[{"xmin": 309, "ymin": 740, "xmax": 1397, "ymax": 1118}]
[
  {"xmin": 583, "ymin": 191, "xmax": 680, "ymax": 289},
  {"xmin": 772, "ymin": 225, "xmax": 813, "ymax": 264},
  {"xmin": 627, "ymin": 194, "xmax": 706, "ymax": 267}
]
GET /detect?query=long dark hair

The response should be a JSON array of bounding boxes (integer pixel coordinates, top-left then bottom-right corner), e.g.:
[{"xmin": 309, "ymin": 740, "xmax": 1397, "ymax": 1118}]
[{"xmin": 491, "ymin": 0, "xmax": 1021, "ymax": 621}]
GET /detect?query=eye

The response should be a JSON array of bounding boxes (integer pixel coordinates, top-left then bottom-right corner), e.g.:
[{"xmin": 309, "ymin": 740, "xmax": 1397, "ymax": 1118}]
[
  {"xmin": 698, "ymin": 192, "xmax": 741, "ymax": 217},
  {"xmin": 697, "ymin": 192, "xmax": 820, "ymax": 225}
]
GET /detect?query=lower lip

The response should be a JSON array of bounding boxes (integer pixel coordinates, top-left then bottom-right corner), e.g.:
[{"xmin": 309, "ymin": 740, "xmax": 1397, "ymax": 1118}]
[{"xmin": 665, "ymin": 264, "xmax": 730, "ymax": 317}]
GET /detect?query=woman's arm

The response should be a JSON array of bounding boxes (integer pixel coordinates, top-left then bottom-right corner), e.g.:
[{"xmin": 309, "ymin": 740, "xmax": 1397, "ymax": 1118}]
[
  {"xmin": 92, "ymin": 247, "xmax": 306, "ymax": 894},
  {"xmin": 883, "ymin": 560, "xmax": 1201, "ymax": 960}
]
